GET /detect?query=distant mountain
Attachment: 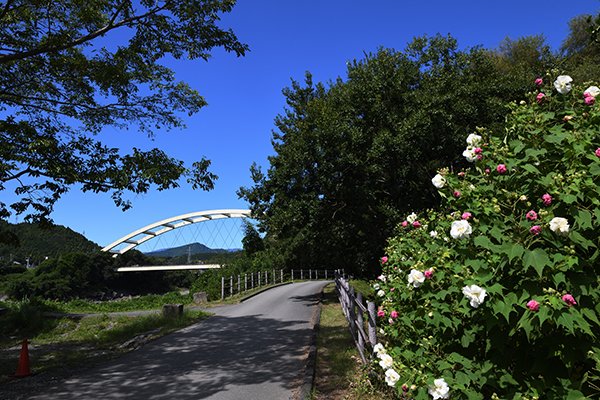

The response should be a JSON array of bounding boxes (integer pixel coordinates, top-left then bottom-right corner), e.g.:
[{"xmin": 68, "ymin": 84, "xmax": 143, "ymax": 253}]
[
  {"xmin": 0, "ymin": 220, "xmax": 101, "ymax": 266},
  {"xmin": 145, "ymin": 242, "xmax": 229, "ymax": 258}
]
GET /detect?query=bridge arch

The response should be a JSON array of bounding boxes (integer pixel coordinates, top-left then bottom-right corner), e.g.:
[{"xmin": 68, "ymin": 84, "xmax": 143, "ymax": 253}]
[{"xmin": 101, "ymin": 209, "xmax": 252, "ymax": 256}]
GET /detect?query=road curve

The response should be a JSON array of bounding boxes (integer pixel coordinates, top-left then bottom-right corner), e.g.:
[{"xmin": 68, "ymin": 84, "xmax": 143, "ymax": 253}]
[{"xmin": 2, "ymin": 281, "xmax": 330, "ymax": 400}]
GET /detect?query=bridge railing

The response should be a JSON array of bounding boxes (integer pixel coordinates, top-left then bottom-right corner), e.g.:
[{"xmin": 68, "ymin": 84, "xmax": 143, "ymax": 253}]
[
  {"xmin": 220, "ymin": 268, "xmax": 341, "ymax": 300},
  {"xmin": 334, "ymin": 272, "xmax": 377, "ymax": 364}
]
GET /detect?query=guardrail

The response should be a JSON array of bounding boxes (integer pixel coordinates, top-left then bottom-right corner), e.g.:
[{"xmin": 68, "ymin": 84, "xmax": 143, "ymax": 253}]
[
  {"xmin": 220, "ymin": 268, "xmax": 339, "ymax": 300},
  {"xmin": 335, "ymin": 273, "xmax": 377, "ymax": 364}
]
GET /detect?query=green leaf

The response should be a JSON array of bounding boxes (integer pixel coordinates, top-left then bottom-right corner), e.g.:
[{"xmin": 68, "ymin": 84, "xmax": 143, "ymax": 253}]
[
  {"xmin": 566, "ymin": 390, "xmax": 586, "ymax": 400},
  {"xmin": 523, "ymin": 248, "xmax": 550, "ymax": 277},
  {"xmin": 507, "ymin": 244, "xmax": 524, "ymax": 262},
  {"xmin": 570, "ymin": 231, "xmax": 594, "ymax": 250},
  {"xmin": 576, "ymin": 210, "xmax": 593, "ymax": 229},
  {"xmin": 544, "ymin": 126, "xmax": 567, "ymax": 144}
]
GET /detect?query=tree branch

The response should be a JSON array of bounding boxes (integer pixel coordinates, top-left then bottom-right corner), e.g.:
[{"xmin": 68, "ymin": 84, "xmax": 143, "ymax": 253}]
[{"xmin": 0, "ymin": 2, "xmax": 170, "ymax": 65}]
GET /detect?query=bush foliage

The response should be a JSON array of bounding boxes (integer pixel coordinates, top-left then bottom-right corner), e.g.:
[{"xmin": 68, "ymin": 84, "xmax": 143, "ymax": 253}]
[{"xmin": 373, "ymin": 75, "xmax": 600, "ymax": 399}]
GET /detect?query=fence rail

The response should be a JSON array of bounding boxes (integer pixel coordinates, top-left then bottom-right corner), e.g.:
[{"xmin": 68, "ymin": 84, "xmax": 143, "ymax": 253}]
[
  {"xmin": 335, "ymin": 273, "xmax": 377, "ymax": 364},
  {"xmin": 219, "ymin": 268, "xmax": 340, "ymax": 300}
]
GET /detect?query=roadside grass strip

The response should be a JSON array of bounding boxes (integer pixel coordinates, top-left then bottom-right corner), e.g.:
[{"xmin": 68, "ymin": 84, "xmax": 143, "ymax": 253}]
[{"xmin": 311, "ymin": 283, "xmax": 379, "ymax": 400}]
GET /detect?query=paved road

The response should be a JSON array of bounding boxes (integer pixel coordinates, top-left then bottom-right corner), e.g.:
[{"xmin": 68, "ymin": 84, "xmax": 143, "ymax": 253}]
[{"xmin": 1, "ymin": 281, "xmax": 329, "ymax": 400}]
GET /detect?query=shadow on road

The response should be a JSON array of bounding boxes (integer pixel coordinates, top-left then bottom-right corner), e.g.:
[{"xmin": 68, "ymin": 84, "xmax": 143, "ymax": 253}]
[{"xmin": 3, "ymin": 313, "xmax": 313, "ymax": 400}]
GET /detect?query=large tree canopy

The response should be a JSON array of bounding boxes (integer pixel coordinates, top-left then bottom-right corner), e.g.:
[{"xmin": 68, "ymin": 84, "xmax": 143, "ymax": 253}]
[
  {"xmin": 0, "ymin": 0, "xmax": 248, "ymax": 222},
  {"xmin": 239, "ymin": 34, "xmax": 558, "ymax": 276}
]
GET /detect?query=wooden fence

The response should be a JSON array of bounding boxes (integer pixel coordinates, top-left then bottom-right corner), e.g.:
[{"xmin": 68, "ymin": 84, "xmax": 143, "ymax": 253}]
[
  {"xmin": 335, "ymin": 273, "xmax": 377, "ymax": 364},
  {"xmin": 220, "ymin": 268, "xmax": 339, "ymax": 300}
]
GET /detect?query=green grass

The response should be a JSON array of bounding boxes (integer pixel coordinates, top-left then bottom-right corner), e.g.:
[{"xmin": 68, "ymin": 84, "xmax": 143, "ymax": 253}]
[
  {"xmin": 349, "ymin": 279, "xmax": 375, "ymax": 300},
  {"xmin": 0, "ymin": 301, "xmax": 209, "ymax": 383},
  {"xmin": 38, "ymin": 291, "xmax": 192, "ymax": 313},
  {"xmin": 311, "ymin": 283, "xmax": 379, "ymax": 400}
]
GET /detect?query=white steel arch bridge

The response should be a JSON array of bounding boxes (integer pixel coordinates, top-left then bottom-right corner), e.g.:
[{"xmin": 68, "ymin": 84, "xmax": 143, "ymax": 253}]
[{"xmin": 101, "ymin": 209, "xmax": 252, "ymax": 272}]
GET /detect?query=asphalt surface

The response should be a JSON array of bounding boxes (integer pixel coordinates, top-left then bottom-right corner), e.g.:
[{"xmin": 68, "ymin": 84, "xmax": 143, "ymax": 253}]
[{"xmin": 1, "ymin": 281, "xmax": 329, "ymax": 400}]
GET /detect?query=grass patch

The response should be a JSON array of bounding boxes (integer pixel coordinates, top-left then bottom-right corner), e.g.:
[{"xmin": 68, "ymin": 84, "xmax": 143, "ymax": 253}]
[
  {"xmin": 0, "ymin": 300, "xmax": 208, "ymax": 383},
  {"xmin": 312, "ymin": 283, "xmax": 378, "ymax": 400},
  {"xmin": 349, "ymin": 279, "xmax": 374, "ymax": 300},
  {"xmin": 38, "ymin": 291, "xmax": 192, "ymax": 313}
]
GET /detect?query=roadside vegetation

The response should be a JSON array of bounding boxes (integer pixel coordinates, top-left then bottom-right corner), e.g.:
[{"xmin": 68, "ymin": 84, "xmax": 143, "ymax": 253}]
[
  {"xmin": 311, "ymin": 283, "xmax": 380, "ymax": 400},
  {"xmin": 0, "ymin": 299, "xmax": 209, "ymax": 383}
]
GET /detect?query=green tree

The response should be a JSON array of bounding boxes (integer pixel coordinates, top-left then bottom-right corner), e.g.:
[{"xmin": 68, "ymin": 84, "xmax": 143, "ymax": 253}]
[
  {"xmin": 0, "ymin": 0, "xmax": 248, "ymax": 223},
  {"xmin": 240, "ymin": 35, "xmax": 534, "ymax": 276},
  {"xmin": 560, "ymin": 13, "xmax": 600, "ymax": 81}
]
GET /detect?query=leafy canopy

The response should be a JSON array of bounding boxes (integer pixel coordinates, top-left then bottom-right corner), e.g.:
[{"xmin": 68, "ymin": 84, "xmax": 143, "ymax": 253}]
[{"xmin": 0, "ymin": 0, "xmax": 248, "ymax": 222}]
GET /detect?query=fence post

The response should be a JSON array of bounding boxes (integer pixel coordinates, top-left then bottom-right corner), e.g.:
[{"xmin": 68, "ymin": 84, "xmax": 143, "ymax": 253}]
[
  {"xmin": 245, "ymin": 273, "xmax": 248, "ymax": 291},
  {"xmin": 325, "ymin": 270, "xmax": 328, "ymax": 280},
  {"xmin": 280, "ymin": 269, "xmax": 283, "ymax": 283},
  {"xmin": 237, "ymin": 275, "xmax": 241, "ymax": 293},
  {"xmin": 264, "ymin": 271, "xmax": 268, "ymax": 285},
  {"xmin": 309, "ymin": 269, "xmax": 311, "ymax": 280},
  {"xmin": 221, "ymin": 276, "xmax": 225, "ymax": 300},
  {"xmin": 301, "ymin": 269, "xmax": 303, "ymax": 280},
  {"xmin": 348, "ymin": 286, "xmax": 357, "ymax": 338},
  {"xmin": 251, "ymin": 272, "xmax": 254, "ymax": 289},
  {"xmin": 258, "ymin": 271, "xmax": 261, "ymax": 286},
  {"xmin": 291, "ymin": 269, "xmax": 294, "ymax": 282},
  {"xmin": 367, "ymin": 301, "xmax": 377, "ymax": 348},
  {"xmin": 357, "ymin": 292, "xmax": 365, "ymax": 357},
  {"xmin": 230, "ymin": 275, "xmax": 233, "ymax": 297}
]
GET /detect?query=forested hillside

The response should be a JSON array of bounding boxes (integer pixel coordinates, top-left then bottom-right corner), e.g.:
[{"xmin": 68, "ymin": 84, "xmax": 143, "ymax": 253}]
[{"xmin": 0, "ymin": 221, "xmax": 100, "ymax": 267}]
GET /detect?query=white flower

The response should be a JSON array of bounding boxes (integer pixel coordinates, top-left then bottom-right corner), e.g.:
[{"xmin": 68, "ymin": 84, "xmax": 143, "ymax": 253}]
[
  {"xmin": 378, "ymin": 274, "xmax": 387, "ymax": 282},
  {"xmin": 428, "ymin": 378, "xmax": 450, "ymax": 399},
  {"xmin": 406, "ymin": 212, "xmax": 418, "ymax": 224},
  {"xmin": 431, "ymin": 174, "xmax": 446, "ymax": 189},
  {"xmin": 385, "ymin": 368, "xmax": 400, "ymax": 387},
  {"xmin": 549, "ymin": 217, "xmax": 570, "ymax": 235},
  {"xmin": 554, "ymin": 75, "xmax": 573, "ymax": 94},
  {"xmin": 584, "ymin": 86, "xmax": 600, "ymax": 98},
  {"xmin": 462, "ymin": 147, "xmax": 477, "ymax": 162},
  {"xmin": 462, "ymin": 284, "xmax": 487, "ymax": 308},
  {"xmin": 450, "ymin": 220, "xmax": 472, "ymax": 239},
  {"xmin": 408, "ymin": 269, "xmax": 425, "ymax": 288},
  {"xmin": 378, "ymin": 353, "xmax": 394, "ymax": 369},
  {"xmin": 429, "ymin": 230, "xmax": 438, "ymax": 238},
  {"xmin": 466, "ymin": 133, "xmax": 482, "ymax": 146},
  {"xmin": 373, "ymin": 343, "xmax": 385, "ymax": 355},
  {"xmin": 373, "ymin": 283, "xmax": 380, "ymax": 290},
  {"xmin": 377, "ymin": 289, "xmax": 385, "ymax": 297}
]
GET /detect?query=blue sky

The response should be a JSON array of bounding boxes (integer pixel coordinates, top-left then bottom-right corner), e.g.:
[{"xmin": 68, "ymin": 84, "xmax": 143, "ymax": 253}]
[{"xmin": 34, "ymin": 0, "xmax": 599, "ymax": 249}]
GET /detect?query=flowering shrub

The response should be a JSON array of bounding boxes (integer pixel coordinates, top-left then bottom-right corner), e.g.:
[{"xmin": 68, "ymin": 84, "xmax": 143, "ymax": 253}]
[{"xmin": 374, "ymin": 75, "xmax": 600, "ymax": 399}]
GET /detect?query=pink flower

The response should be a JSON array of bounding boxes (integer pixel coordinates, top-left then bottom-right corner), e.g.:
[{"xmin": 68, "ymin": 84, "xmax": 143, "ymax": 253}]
[
  {"xmin": 453, "ymin": 190, "xmax": 461, "ymax": 198},
  {"xmin": 390, "ymin": 310, "xmax": 399, "ymax": 319},
  {"xmin": 401, "ymin": 221, "xmax": 408, "ymax": 227},
  {"xmin": 535, "ymin": 78, "xmax": 543, "ymax": 86},
  {"xmin": 424, "ymin": 268, "xmax": 434, "ymax": 279},
  {"xmin": 402, "ymin": 384, "xmax": 409, "ymax": 392},
  {"xmin": 496, "ymin": 164, "xmax": 507, "ymax": 174},
  {"xmin": 390, "ymin": 287, "xmax": 395, "ymax": 292},
  {"xmin": 595, "ymin": 148, "xmax": 600, "ymax": 158},
  {"xmin": 526, "ymin": 299, "xmax": 540, "ymax": 312},
  {"xmin": 476, "ymin": 154, "xmax": 483, "ymax": 160},
  {"xmin": 461, "ymin": 212, "xmax": 472, "ymax": 220},
  {"xmin": 584, "ymin": 95, "xmax": 595, "ymax": 105},
  {"xmin": 542, "ymin": 193, "xmax": 552, "ymax": 206},
  {"xmin": 381, "ymin": 256, "xmax": 388, "ymax": 264},
  {"xmin": 484, "ymin": 168, "xmax": 491, "ymax": 175},
  {"xmin": 562, "ymin": 294, "xmax": 577, "ymax": 307},
  {"xmin": 412, "ymin": 220, "xmax": 421, "ymax": 228},
  {"xmin": 526, "ymin": 210, "xmax": 538, "ymax": 221},
  {"xmin": 377, "ymin": 310, "xmax": 385, "ymax": 317},
  {"xmin": 536, "ymin": 92, "xmax": 546, "ymax": 104},
  {"xmin": 474, "ymin": 147, "xmax": 483, "ymax": 155},
  {"xmin": 530, "ymin": 225, "xmax": 542, "ymax": 235},
  {"xmin": 457, "ymin": 171, "xmax": 466, "ymax": 178}
]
